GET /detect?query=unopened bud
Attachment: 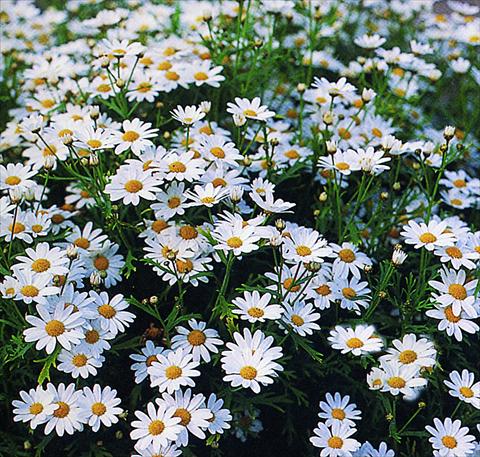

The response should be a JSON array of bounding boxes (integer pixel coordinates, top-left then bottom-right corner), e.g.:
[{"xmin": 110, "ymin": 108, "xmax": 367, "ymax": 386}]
[
  {"xmin": 275, "ymin": 219, "xmax": 286, "ymax": 231},
  {"xmin": 319, "ymin": 191, "xmax": 328, "ymax": 202},
  {"xmin": 229, "ymin": 186, "xmax": 244, "ymax": 203},
  {"xmin": 89, "ymin": 105, "xmax": 100, "ymax": 119},
  {"xmin": 305, "ymin": 261, "xmax": 321, "ymax": 272},
  {"xmin": 199, "ymin": 101, "xmax": 211, "ymax": 113},
  {"xmin": 364, "ymin": 264, "xmax": 373, "ymax": 273},
  {"xmin": 89, "ymin": 152, "xmax": 99, "ymax": 166},
  {"xmin": 323, "ymin": 111, "xmax": 334, "ymax": 125},
  {"xmin": 43, "ymin": 154, "xmax": 56, "ymax": 170},
  {"xmin": 66, "ymin": 244, "xmax": 78, "ymax": 259},
  {"xmin": 9, "ymin": 187, "xmax": 23, "ymax": 203},
  {"xmin": 62, "ymin": 134, "xmax": 73, "ymax": 146},
  {"xmin": 233, "ymin": 113, "xmax": 246, "ymax": 127},
  {"xmin": 116, "ymin": 78, "xmax": 125, "ymax": 89},
  {"xmin": 90, "ymin": 271, "xmax": 102, "ymax": 286},
  {"xmin": 297, "ymin": 83, "xmax": 306, "ymax": 93},
  {"xmin": 24, "ymin": 187, "xmax": 35, "ymax": 201},
  {"xmin": 326, "ymin": 140, "xmax": 337, "ymax": 153},
  {"xmin": 380, "ymin": 192, "xmax": 389, "ymax": 200},
  {"xmin": 393, "ymin": 182, "xmax": 401, "ymax": 191},
  {"xmin": 100, "ymin": 57, "xmax": 110, "ymax": 68},
  {"xmin": 443, "ymin": 125, "xmax": 455, "ymax": 140},
  {"xmin": 149, "ymin": 295, "xmax": 158, "ymax": 305}
]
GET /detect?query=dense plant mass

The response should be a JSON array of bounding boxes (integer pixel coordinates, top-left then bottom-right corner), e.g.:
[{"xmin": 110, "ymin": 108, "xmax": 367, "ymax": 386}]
[{"xmin": 1, "ymin": 0, "xmax": 480, "ymax": 456}]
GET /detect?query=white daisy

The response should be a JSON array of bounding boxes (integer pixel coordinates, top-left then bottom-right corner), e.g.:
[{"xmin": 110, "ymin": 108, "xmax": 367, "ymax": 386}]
[
  {"xmin": 79, "ymin": 384, "xmax": 123, "ymax": 432},
  {"xmin": 318, "ymin": 392, "xmax": 362, "ymax": 428},
  {"xmin": 444, "ymin": 369, "xmax": 480, "ymax": 409},
  {"xmin": 401, "ymin": 219, "xmax": 457, "ymax": 251},
  {"xmin": 328, "ymin": 325, "xmax": 383, "ymax": 356},
  {"xmin": 206, "ymin": 393, "xmax": 232, "ymax": 435},
  {"xmin": 232, "ymin": 290, "xmax": 283, "ymax": 323},
  {"xmin": 57, "ymin": 347, "xmax": 105, "ymax": 379},
  {"xmin": 12, "ymin": 386, "xmax": 56, "ymax": 429},
  {"xmin": 426, "ymin": 417, "xmax": 475, "ymax": 457},
  {"xmin": 130, "ymin": 340, "xmax": 167, "ymax": 384},
  {"xmin": 310, "ymin": 421, "xmax": 361, "ymax": 457}
]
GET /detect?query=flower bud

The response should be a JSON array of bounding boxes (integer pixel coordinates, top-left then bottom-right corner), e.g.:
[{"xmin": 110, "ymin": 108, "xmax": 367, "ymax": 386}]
[
  {"xmin": 393, "ymin": 182, "xmax": 401, "ymax": 191},
  {"xmin": 325, "ymin": 140, "xmax": 337, "ymax": 154},
  {"xmin": 90, "ymin": 272, "xmax": 102, "ymax": 286},
  {"xmin": 89, "ymin": 105, "xmax": 100, "ymax": 119},
  {"xmin": 100, "ymin": 57, "xmax": 110, "ymax": 68},
  {"xmin": 233, "ymin": 113, "xmax": 247, "ymax": 127},
  {"xmin": 319, "ymin": 191, "xmax": 328, "ymax": 202},
  {"xmin": 200, "ymin": 101, "xmax": 211, "ymax": 113},
  {"xmin": 62, "ymin": 133, "xmax": 73, "ymax": 146},
  {"xmin": 43, "ymin": 155, "xmax": 56, "ymax": 170},
  {"xmin": 229, "ymin": 186, "xmax": 244, "ymax": 203},
  {"xmin": 116, "ymin": 78, "xmax": 125, "ymax": 89},
  {"xmin": 392, "ymin": 248, "xmax": 407, "ymax": 266},
  {"xmin": 66, "ymin": 244, "xmax": 78, "ymax": 260},
  {"xmin": 323, "ymin": 111, "xmax": 334, "ymax": 125},
  {"xmin": 443, "ymin": 125, "xmax": 455, "ymax": 140},
  {"xmin": 149, "ymin": 295, "xmax": 159, "ymax": 305},
  {"xmin": 9, "ymin": 187, "xmax": 23, "ymax": 203},
  {"xmin": 89, "ymin": 152, "xmax": 99, "ymax": 166},
  {"xmin": 275, "ymin": 218, "xmax": 286, "ymax": 232},
  {"xmin": 297, "ymin": 83, "xmax": 306, "ymax": 93}
]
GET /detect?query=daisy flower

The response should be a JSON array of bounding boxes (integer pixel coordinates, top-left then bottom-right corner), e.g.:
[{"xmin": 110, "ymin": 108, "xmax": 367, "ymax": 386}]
[
  {"xmin": 0, "ymin": 163, "xmax": 36, "ymax": 192},
  {"xmin": 379, "ymin": 361, "xmax": 428, "ymax": 399},
  {"xmin": 318, "ymin": 392, "xmax": 362, "ymax": 428},
  {"xmin": 148, "ymin": 348, "xmax": 201, "ymax": 394},
  {"xmin": 79, "ymin": 384, "xmax": 123, "ymax": 432},
  {"xmin": 185, "ymin": 182, "xmax": 229, "ymax": 208},
  {"xmin": 198, "ymin": 134, "xmax": 242, "ymax": 165},
  {"xmin": 76, "ymin": 322, "xmax": 113, "ymax": 357},
  {"xmin": 444, "ymin": 369, "xmax": 480, "ymax": 409},
  {"xmin": 226, "ymin": 97, "xmax": 275, "ymax": 121},
  {"xmin": 158, "ymin": 150, "xmax": 205, "ymax": 182},
  {"xmin": 328, "ymin": 242, "xmax": 372, "ymax": 279},
  {"xmin": 306, "ymin": 272, "xmax": 336, "ymax": 310},
  {"xmin": 65, "ymin": 221, "xmax": 108, "ymax": 252},
  {"xmin": 232, "ymin": 290, "xmax": 283, "ymax": 323},
  {"xmin": 249, "ymin": 190, "xmax": 296, "ymax": 214},
  {"xmin": 426, "ymin": 417, "xmax": 475, "ymax": 457},
  {"xmin": 213, "ymin": 220, "xmax": 262, "ymax": 256},
  {"xmin": 12, "ymin": 386, "xmax": 56, "ymax": 430},
  {"xmin": 429, "ymin": 268, "xmax": 478, "ymax": 317},
  {"xmin": 151, "ymin": 182, "xmax": 189, "ymax": 220},
  {"xmin": 283, "ymin": 227, "xmax": 331, "ymax": 264},
  {"xmin": 74, "ymin": 124, "xmax": 115, "ymax": 151},
  {"xmin": 13, "ymin": 269, "xmax": 60, "ymax": 304},
  {"xmin": 379, "ymin": 333, "xmax": 437, "ymax": 369},
  {"xmin": 221, "ymin": 328, "xmax": 283, "ymax": 393},
  {"xmin": 328, "ymin": 325, "xmax": 383, "ymax": 356},
  {"xmin": 14, "ymin": 242, "xmax": 69, "ymax": 278},
  {"xmin": 206, "ymin": 393, "xmax": 232, "ymax": 435},
  {"xmin": 105, "ymin": 165, "xmax": 162, "ymax": 206},
  {"xmin": 86, "ymin": 291, "xmax": 135, "ymax": 336},
  {"xmin": 24, "ymin": 302, "xmax": 84, "ymax": 354},
  {"xmin": 171, "ymin": 105, "xmax": 205, "ymax": 125},
  {"xmin": 130, "ymin": 402, "xmax": 182, "ymax": 452},
  {"xmin": 132, "ymin": 444, "xmax": 181, "ymax": 457},
  {"xmin": 356, "ymin": 147, "xmax": 391, "ymax": 174},
  {"xmin": 111, "ymin": 118, "xmax": 158, "ymax": 156},
  {"xmin": 57, "ymin": 348, "xmax": 105, "ymax": 379},
  {"xmin": 426, "ymin": 303, "xmax": 479, "ymax": 342},
  {"xmin": 84, "ymin": 241, "xmax": 125, "ymax": 288},
  {"xmin": 280, "ymin": 302, "xmax": 321, "ymax": 336},
  {"xmin": 433, "ymin": 243, "xmax": 478, "ymax": 270},
  {"xmin": 45, "ymin": 383, "xmax": 87, "ymax": 436},
  {"xmin": 130, "ymin": 340, "xmax": 167, "ymax": 384},
  {"xmin": 309, "ymin": 421, "xmax": 361, "ymax": 457},
  {"xmin": 318, "ymin": 149, "xmax": 360, "ymax": 176},
  {"xmin": 331, "ymin": 276, "xmax": 371, "ymax": 314},
  {"xmin": 190, "ymin": 61, "xmax": 225, "ymax": 87},
  {"xmin": 401, "ymin": 219, "xmax": 457, "ymax": 251},
  {"xmin": 171, "ymin": 319, "xmax": 223, "ymax": 363},
  {"xmin": 158, "ymin": 388, "xmax": 212, "ymax": 447},
  {"xmin": 354, "ymin": 33, "xmax": 386, "ymax": 49}
]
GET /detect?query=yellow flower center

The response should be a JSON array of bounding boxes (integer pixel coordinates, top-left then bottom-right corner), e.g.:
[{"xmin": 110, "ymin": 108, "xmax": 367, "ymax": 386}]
[
  {"xmin": 5, "ymin": 175, "xmax": 21, "ymax": 185},
  {"xmin": 336, "ymin": 161, "xmax": 350, "ymax": 170},
  {"xmin": 448, "ymin": 284, "xmax": 467, "ymax": 300},
  {"xmin": 331, "ymin": 408, "xmax": 346, "ymax": 420},
  {"xmin": 315, "ymin": 284, "xmax": 331, "ymax": 296},
  {"xmin": 284, "ymin": 149, "xmax": 300, "ymax": 159},
  {"xmin": 168, "ymin": 196, "xmax": 181, "ymax": 208},
  {"xmin": 122, "ymin": 130, "xmax": 140, "ymax": 142},
  {"xmin": 371, "ymin": 127, "xmax": 383, "ymax": 138},
  {"xmin": 441, "ymin": 436, "xmax": 457, "ymax": 449},
  {"xmin": 291, "ymin": 314, "xmax": 305, "ymax": 326},
  {"xmin": 148, "ymin": 420, "xmax": 165, "ymax": 435},
  {"xmin": 187, "ymin": 329, "xmax": 206, "ymax": 346},
  {"xmin": 444, "ymin": 305, "xmax": 461, "ymax": 323},
  {"xmin": 283, "ymin": 278, "xmax": 300, "ymax": 292},
  {"xmin": 243, "ymin": 109, "xmax": 257, "ymax": 117},
  {"xmin": 41, "ymin": 99, "xmax": 55, "ymax": 109},
  {"xmin": 338, "ymin": 248, "xmax": 356, "ymax": 263},
  {"xmin": 136, "ymin": 82, "xmax": 152, "ymax": 93},
  {"xmin": 174, "ymin": 408, "xmax": 192, "ymax": 426},
  {"xmin": 247, "ymin": 307, "xmax": 265, "ymax": 318},
  {"xmin": 87, "ymin": 139, "xmax": 102, "ymax": 149},
  {"xmin": 31, "ymin": 258, "xmax": 50, "ymax": 273},
  {"xmin": 194, "ymin": 71, "xmax": 208, "ymax": 81},
  {"xmin": 91, "ymin": 402, "xmax": 107, "ymax": 416},
  {"xmin": 98, "ymin": 304, "xmax": 116, "ymax": 319},
  {"xmin": 29, "ymin": 402, "xmax": 44, "ymax": 415},
  {"xmin": 165, "ymin": 365, "xmax": 182, "ymax": 379},
  {"xmin": 97, "ymin": 84, "xmax": 111, "ymax": 93},
  {"xmin": 157, "ymin": 61, "xmax": 172, "ymax": 71},
  {"xmin": 85, "ymin": 330, "xmax": 100, "ymax": 344},
  {"xmin": 445, "ymin": 247, "xmax": 462, "ymax": 259},
  {"xmin": 124, "ymin": 179, "xmax": 143, "ymax": 193},
  {"xmin": 21, "ymin": 285, "xmax": 39, "ymax": 297},
  {"xmin": 152, "ymin": 220, "xmax": 168, "ymax": 233},
  {"xmin": 328, "ymin": 436, "xmax": 343, "ymax": 449},
  {"xmin": 201, "ymin": 196, "xmax": 216, "ymax": 204},
  {"xmin": 168, "ymin": 161, "xmax": 186, "ymax": 173},
  {"xmin": 72, "ymin": 354, "xmax": 88, "ymax": 367},
  {"xmin": 179, "ymin": 225, "xmax": 197, "ymax": 240},
  {"xmin": 146, "ymin": 355, "xmax": 158, "ymax": 367},
  {"xmin": 239, "ymin": 365, "xmax": 257, "ymax": 380},
  {"xmin": 346, "ymin": 337, "xmax": 363, "ymax": 349},
  {"xmin": 9, "ymin": 222, "xmax": 25, "ymax": 234},
  {"xmin": 342, "ymin": 287, "xmax": 357, "ymax": 299},
  {"xmin": 210, "ymin": 146, "xmax": 225, "ymax": 158},
  {"xmin": 199, "ymin": 125, "xmax": 213, "ymax": 135},
  {"xmin": 175, "ymin": 259, "xmax": 194, "ymax": 273},
  {"xmin": 453, "ymin": 179, "xmax": 466, "ymax": 188},
  {"xmin": 45, "ymin": 319, "xmax": 65, "ymax": 337},
  {"xmin": 165, "ymin": 71, "xmax": 179, "ymax": 81},
  {"xmin": 399, "ymin": 350, "xmax": 417, "ymax": 364},
  {"xmin": 53, "ymin": 401, "xmax": 70, "ymax": 418},
  {"xmin": 296, "ymin": 245, "xmax": 312, "ymax": 257},
  {"xmin": 419, "ymin": 232, "xmax": 437, "ymax": 243},
  {"xmin": 74, "ymin": 237, "xmax": 90, "ymax": 249},
  {"xmin": 338, "ymin": 128, "xmax": 352, "ymax": 140},
  {"xmin": 32, "ymin": 224, "xmax": 43, "ymax": 233},
  {"xmin": 226, "ymin": 236, "xmax": 243, "ymax": 248},
  {"xmin": 94, "ymin": 255, "xmax": 109, "ymax": 271},
  {"xmin": 387, "ymin": 376, "xmax": 406, "ymax": 389}
]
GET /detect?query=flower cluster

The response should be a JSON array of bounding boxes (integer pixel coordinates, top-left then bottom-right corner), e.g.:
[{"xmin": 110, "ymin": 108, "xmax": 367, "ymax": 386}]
[{"xmin": 1, "ymin": 0, "xmax": 479, "ymax": 456}]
